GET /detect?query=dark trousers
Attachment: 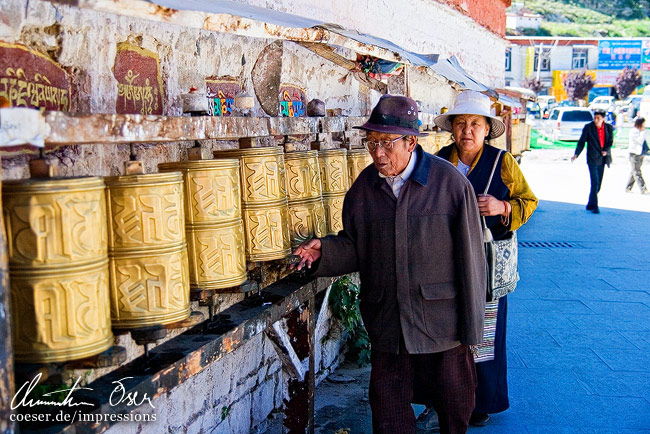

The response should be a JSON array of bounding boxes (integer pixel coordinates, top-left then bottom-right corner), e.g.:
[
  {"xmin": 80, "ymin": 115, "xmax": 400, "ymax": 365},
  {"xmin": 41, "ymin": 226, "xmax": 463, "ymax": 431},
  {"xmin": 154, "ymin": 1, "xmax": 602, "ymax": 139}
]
[
  {"xmin": 587, "ymin": 164, "xmax": 605, "ymax": 210},
  {"xmin": 474, "ymin": 295, "xmax": 509, "ymax": 414},
  {"xmin": 626, "ymin": 154, "xmax": 646, "ymax": 192},
  {"xmin": 369, "ymin": 342, "xmax": 476, "ymax": 434}
]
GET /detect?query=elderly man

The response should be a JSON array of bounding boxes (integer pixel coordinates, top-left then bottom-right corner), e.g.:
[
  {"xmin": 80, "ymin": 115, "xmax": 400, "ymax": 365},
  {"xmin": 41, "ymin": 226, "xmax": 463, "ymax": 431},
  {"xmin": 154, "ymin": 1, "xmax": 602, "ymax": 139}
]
[{"xmin": 293, "ymin": 95, "xmax": 486, "ymax": 434}]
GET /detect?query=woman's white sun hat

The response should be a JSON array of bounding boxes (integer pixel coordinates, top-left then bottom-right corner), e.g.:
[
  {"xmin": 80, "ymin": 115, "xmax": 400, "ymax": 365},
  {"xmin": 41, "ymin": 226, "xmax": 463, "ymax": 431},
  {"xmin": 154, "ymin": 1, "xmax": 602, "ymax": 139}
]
[{"xmin": 434, "ymin": 90, "xmax": 506, "ymax": 139}]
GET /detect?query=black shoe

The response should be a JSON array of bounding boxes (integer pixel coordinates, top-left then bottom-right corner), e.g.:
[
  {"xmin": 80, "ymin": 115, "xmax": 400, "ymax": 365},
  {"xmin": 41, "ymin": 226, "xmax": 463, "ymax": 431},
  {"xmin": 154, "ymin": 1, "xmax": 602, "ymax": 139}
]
[
  {"xmin": 416, "ymin": 407, "xmax": 440, "ymax": 432},
  {"xmin": 586, "ymin": 205, "xmax": 594, "ymax": 210},
  {"xmin": 469, "ymin": 413, "xmax": 490, "ymax": 427},
  {"xmin": 591, "ymin": 208, "xmax": 600, "ymax": 214}
]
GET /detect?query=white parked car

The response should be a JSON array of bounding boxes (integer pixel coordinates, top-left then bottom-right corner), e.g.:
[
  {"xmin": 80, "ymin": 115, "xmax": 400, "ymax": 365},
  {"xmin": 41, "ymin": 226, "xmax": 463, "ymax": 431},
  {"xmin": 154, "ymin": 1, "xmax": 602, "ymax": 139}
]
[
  {"xmin": 639, "ymin": 88, "xmax": 650, "ymax": 120},
  {"xmin": 588, "ymin": 96, "xmax": 615, "ymax": 113},
  {"xmin": 542, "ymin": 107, "xmax": 594, "ymax": 141}
]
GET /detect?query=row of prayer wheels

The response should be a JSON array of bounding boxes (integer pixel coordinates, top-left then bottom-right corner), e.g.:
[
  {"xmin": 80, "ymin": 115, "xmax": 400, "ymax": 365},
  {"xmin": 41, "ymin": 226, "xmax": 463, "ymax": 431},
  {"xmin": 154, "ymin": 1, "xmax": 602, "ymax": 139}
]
[{"xmin": 3, "ymin": 145, "xmax": 373, "ymax": 363}]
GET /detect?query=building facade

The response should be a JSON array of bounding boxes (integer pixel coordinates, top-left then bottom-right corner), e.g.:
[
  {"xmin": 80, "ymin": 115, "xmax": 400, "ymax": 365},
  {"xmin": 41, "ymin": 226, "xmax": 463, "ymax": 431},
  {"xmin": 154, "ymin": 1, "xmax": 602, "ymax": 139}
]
[{"xmin": 507, "ymin": 36, "xmax": 650, "ymax": 101}]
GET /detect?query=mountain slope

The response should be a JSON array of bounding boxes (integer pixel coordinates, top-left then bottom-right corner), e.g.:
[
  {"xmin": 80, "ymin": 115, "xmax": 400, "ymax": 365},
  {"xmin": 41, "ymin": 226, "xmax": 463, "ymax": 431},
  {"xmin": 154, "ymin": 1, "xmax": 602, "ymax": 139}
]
[{"xmin": 510, "ymin": 0, "xmax": 650, "ymax": 37}]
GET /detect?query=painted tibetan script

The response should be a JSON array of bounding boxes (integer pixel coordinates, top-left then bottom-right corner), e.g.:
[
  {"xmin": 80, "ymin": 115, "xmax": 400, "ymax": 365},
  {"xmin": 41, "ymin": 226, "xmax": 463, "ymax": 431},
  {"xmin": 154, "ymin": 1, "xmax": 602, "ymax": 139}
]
[
  {"xmin": 113, "ymin": 43, "xmax": 164, "ymax": 115},
  {"xmin": 0, "ymin": 41, "xmax": 70, "ymax": 111},
  {"xmin": 279, "ymin": 84, "xmax": 306, "ymax": 118},
  {"xmin": 206, "ymin": 77, "xmax": 241, "ymax": 117}
]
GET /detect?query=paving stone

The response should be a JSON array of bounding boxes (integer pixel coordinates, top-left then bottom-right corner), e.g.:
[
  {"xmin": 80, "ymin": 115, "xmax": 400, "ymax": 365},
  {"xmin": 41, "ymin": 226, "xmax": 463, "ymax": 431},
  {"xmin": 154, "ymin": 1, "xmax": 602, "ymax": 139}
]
[
  {"xmin": 593, "ymin": 348, "xmax": 649, "ymax": 372},
  {"xmin": 548, "ymin": 330, "xmax": 637, "ymax": 350}
]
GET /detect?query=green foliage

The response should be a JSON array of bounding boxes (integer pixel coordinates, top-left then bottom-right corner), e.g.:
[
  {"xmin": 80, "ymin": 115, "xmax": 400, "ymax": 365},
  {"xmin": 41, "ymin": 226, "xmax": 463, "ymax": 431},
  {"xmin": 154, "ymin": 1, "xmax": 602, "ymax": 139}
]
[
  {"xmin": 520, "ymin": 0, "xmax": 650, "ymax": 37},
  {"xmin": 328, "ymin": 276, "xmax": 371, "ymax": 366},
  {"xmin": 221, "ymin": 405, "xmax": 230, "ymax": 420}
]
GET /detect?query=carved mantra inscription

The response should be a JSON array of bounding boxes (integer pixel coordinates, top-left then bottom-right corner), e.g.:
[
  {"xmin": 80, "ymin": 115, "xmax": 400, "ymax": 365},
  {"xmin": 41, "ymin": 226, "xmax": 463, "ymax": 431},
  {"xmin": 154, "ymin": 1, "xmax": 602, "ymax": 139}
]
[
  {"xmin": 113, "ymin": 43, "xmax": 164, "ymax": 115},
  {"xmin": 347, "ymin": 152, "xmax": 373, "ymax": 185},
  {"xmin": 241, "ymin": 159, "xmax": 287, "ymax": 203},
  {"xmin": 11, "ymin": 264, "xmax": 112, "ymax": 359},
  {"xmin": 243, "ymin": 206, "xmax": 291, "ymax": 260},
  {"xmin": 108, "ymin": 186, "xmax": 184, "ymax": 248},
  {"xmin": 319, "ymin": 153, "xmax": 349, "ymax": 194},
  {"xmin": 288, "ymin": 200, "xmax": 327, "ymax": 246},
  {"xmin": 285, "ymin": 156, "xmax": 322, "ymax": 201},
  {"xmin": 4, "ymin": 188, "xmax": 107, "ymax": 266},
  {"xmin": 0, "ymin": 41, "xmax": 70, "ymax": 111},
  {"xmin": 323, "ymin": 194, "xmax": 345, "ymax": 235},
  {"xmin": 187, "ymin": 223, "xmax": 247, "ymax": 288},
  {"xmin": 188, "ymin": 170, "xmax": 241, "ymax": 223},
  {"xmin": 111, "ymin": 248, "xmax": 188, "ymax": 321}
]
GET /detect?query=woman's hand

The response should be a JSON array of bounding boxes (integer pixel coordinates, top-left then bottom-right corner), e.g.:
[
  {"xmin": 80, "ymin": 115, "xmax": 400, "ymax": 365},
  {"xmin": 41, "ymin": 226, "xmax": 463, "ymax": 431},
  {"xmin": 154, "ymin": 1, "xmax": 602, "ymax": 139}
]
[
  {"xmin": 290, "ymin": 238, "xmax": 322, "ymax": 270},
  {"xmin": 477, "ymin": 194, "xmax": 509, "ymax": 217}
]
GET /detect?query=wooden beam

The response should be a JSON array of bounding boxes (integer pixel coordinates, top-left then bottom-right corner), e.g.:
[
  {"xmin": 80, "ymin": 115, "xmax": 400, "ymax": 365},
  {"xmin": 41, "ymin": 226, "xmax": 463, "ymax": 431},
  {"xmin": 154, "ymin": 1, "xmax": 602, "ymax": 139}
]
[{"xmin": 266, "ymin": 320, "xmax": 307, "ymax": 382}]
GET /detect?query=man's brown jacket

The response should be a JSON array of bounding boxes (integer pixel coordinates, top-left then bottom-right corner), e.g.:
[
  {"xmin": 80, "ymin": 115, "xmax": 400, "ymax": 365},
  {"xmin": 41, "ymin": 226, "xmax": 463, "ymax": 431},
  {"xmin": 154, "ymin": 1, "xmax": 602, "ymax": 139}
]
[{"xmin": 314, "ymin": 145, "xmax": 486, "ymax": 354}]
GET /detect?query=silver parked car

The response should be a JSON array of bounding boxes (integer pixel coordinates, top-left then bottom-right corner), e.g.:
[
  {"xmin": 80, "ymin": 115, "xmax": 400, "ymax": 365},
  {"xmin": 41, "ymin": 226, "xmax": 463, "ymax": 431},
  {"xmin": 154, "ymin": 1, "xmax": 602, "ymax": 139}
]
[{"xmin": 542, "ymin": 107, "xmax": 594, "ymax": 142}]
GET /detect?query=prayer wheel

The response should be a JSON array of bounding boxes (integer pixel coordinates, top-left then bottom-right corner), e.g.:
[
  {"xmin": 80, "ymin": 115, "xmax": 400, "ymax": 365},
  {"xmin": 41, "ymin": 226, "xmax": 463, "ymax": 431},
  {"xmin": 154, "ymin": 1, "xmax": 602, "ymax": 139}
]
[
  {"xmin": 322, "ymin": 192, "xmax": 346, "ymax": 235},
  {"xmin": 213, "ymin": 146, "xmax": 291, "ymax": 261},
  {"xmin": 346, "ymin": 148, "xmax": 373, "ymax": 185},
  {"xmin": 104, "ymin": 172, "xmax": 190, "ymax": 328},
  {"xmin": 158, "ymin": 159, "xmax": 247, "ymax": 289},
  {"xmin": 284, "ymin": 151, "xmax": 326, "ymax": 246},
  {"xmin": 3, "ymin": 177, "xmax": 113, "ymax": 363},
  {"xmin": 318, "ymin": 148, "xmax": 349, "ymax": 194},
  {"xmin": 319, "ymin": 149, "xmax": 348, "ymax": 235}
]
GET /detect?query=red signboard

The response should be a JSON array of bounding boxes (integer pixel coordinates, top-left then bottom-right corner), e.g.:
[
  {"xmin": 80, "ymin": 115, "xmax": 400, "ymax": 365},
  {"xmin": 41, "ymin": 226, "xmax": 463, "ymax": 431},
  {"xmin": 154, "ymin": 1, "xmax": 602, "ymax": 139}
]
[
  {"xmin": 113, "ymin": 43, "xmax": 164, "ymax": 115},
  {"xmin": 205, "ymin": 77, "xmax": 242, "ymax": 116},
  {"xmin": 279, "ymin": 84, "xmax": 306, "ymax": 118},
  {"xmin": 0, "ymin": 41, "xmax": 70, "ymax": 111}
]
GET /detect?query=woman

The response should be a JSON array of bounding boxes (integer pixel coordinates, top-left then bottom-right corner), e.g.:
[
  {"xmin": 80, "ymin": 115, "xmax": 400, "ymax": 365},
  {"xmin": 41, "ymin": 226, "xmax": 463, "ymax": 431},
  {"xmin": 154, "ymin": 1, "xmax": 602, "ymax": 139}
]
[
  {"xmin": 626, "ymin": 117, "xmax": 648, "ymax": 194},
  {"xmin": 435, "ymin": 90, "xmax": 538, "ymax": 426}
]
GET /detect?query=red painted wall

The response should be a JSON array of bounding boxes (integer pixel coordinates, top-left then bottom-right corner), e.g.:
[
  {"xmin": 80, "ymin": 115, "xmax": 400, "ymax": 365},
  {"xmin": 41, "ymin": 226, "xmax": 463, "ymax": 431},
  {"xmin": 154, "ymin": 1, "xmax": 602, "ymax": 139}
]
[{"xmin": 439, "ymin": 0, "xmax": 510, "ymax": 36}]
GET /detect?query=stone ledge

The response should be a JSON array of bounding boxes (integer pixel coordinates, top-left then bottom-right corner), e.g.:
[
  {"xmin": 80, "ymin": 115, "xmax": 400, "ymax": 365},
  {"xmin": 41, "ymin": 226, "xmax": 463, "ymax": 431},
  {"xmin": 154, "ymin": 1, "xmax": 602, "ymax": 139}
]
[
  {"xmin": 42, "ymin": 112, "xmax": 368, "ymax": 146},
  {"xmin": 17, "ymin": 273, "xmax": 339, "ymax": 434}
]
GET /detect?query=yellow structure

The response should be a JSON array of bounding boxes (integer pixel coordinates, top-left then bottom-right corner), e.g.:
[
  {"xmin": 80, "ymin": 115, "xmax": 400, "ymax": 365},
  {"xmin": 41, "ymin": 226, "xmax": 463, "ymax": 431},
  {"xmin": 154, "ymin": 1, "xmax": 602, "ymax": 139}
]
[
  {"xmin": 3, "ymin": 177, "xmax": 113, "ymax": 362},
  {"xmin": 104, "ymin": 172, "xmax": 190, "ymax": 328},
  {"xmin": 284, "ymin": 150, "xmax": 327, "ymax": 247},
  {"xmin": 213, "ymin": 146, "xmax": 292, "ymax": 261},
  {"xmin": 158, "ymin": 160, "xmax": 247, "ymax": 290}
]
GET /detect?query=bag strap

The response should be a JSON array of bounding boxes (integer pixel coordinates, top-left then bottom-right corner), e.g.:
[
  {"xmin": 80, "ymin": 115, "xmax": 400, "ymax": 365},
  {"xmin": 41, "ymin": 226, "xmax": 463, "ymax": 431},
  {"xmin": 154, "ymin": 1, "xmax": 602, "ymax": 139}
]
[{"xmin": 481, "ymin": 149, "xmax": 504, "ymax": 242}]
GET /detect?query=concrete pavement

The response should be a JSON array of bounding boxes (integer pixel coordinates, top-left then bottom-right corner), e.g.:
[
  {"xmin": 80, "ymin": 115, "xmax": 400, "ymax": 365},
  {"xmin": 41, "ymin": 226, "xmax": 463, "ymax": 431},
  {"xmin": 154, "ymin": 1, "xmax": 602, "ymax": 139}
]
[{"xmin": 312, "ymin": 147, "xmax": 650, "ymax": 434}]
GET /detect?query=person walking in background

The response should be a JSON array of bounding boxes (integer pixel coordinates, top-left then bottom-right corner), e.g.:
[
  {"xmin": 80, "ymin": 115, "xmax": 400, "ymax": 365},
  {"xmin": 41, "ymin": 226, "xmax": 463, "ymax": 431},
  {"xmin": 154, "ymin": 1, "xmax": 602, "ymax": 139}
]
[
  {"xmin": 571, "ymin": 110, "xmax": 613, "ymax": 214},
  {"xmin": 626, "ymin": 117, "xmax": 648, "ymax": 194},
  {"xmin": 292, "ymin": 95, "xmax": 487, "ymax": 434},
  {"xmin": 434, "ymin": 90, "xmax": 538, "ymax": 427}
]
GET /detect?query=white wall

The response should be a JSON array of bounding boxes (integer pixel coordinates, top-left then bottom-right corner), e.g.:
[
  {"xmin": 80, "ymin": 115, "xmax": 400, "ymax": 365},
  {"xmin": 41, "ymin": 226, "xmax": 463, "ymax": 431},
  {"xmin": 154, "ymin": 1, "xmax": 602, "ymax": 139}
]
[{"xmin": 230, "ymin": 0, "xmax": 508, "ymax": 87}]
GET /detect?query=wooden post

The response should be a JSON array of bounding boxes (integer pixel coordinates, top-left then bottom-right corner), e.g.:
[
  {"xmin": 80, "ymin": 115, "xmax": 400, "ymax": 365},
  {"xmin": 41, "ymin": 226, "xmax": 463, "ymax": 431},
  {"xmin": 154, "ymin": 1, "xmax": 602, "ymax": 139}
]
[{"xmin": 0, "ymin": 166, "xmax": 15, "ymax": 434}]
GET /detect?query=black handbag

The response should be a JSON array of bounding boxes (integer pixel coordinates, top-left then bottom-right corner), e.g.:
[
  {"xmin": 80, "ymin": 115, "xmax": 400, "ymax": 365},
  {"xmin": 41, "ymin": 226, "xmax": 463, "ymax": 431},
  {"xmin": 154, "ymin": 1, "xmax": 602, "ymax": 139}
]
[{"xmin": 482, "ymin": 150, "xmax": 520, "ymax": 302}]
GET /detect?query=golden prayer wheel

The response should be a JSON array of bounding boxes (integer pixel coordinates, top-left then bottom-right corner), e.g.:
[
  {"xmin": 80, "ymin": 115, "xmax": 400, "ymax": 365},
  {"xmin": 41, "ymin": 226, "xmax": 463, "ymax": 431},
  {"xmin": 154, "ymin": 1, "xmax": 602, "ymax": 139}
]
[
  {"xmin": 322, "ymin": 192, "xmax": 346, "ymax": 235},
  {"xmin": 158, "ymin": 159, "xmax": 247, "ymax": 290},
  {"xmin": 104, "ymin": 172, "xmax": 190, "ymax": 328},
  {"xmin": 2, "ymin": 177, "xmax": 113, "ymax": 362},
  {"xmin": 318, "ymin": 148, "xmax": 349, "ymax": 194},
  {"xmin": 213, "ymin": 146, "xmax": 292, "ymax": 261},
  {"xmin": 346, "ymin": 148, "xmax": 373, "ymax": 185},
  {"xmin": 284, "ymin": 150, "xmax": 327, "ymax": 246}
]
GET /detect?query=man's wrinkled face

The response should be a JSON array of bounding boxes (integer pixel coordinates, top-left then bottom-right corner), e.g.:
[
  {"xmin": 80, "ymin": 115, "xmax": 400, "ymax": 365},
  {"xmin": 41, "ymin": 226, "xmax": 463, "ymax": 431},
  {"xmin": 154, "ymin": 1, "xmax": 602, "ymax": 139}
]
[{"xmin": 365, "ymin": 132, "xmax": 416, "ymax": 177}]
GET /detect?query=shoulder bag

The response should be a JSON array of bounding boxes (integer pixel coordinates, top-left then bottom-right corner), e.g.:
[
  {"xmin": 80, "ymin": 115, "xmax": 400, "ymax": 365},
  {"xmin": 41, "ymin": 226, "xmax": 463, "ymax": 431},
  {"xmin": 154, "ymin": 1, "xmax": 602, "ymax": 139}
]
[{"xmin": 482, "ymin": 150, "xmax": 519, "ymax": 302}]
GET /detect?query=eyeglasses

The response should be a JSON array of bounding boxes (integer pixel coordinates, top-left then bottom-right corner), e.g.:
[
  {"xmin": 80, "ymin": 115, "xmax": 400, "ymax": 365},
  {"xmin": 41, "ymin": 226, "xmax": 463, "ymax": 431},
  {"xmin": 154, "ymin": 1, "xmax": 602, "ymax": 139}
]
[{"xmin": 363, "ymin": 135, "xmax": 406, "ymax": 153}]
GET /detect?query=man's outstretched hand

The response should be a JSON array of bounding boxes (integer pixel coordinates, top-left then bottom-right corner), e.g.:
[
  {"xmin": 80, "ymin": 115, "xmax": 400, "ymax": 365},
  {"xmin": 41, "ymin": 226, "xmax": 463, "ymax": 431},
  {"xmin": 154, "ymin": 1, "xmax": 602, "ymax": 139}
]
[{"xmin": 291, "ymin": 238, "xmax": 322, "ymax": 271}]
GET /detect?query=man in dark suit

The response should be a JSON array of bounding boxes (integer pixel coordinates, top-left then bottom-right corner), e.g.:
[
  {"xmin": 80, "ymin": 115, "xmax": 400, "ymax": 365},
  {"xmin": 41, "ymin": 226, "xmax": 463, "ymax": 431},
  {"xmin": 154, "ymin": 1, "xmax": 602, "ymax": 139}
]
[
  {"xmin": 292, "ymin": 95, "xmax": 486, "ymax": 434},
  {"xmin": 571, "ymin": 110, "xmax": 613, "ymax": 214}
]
